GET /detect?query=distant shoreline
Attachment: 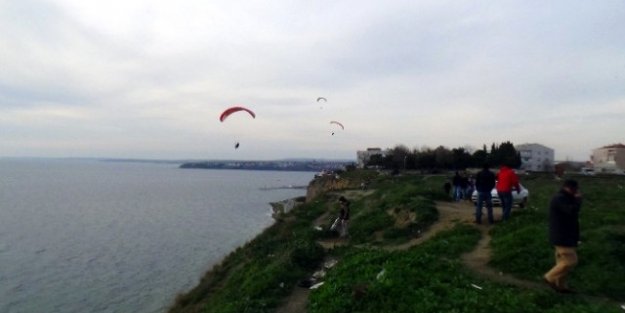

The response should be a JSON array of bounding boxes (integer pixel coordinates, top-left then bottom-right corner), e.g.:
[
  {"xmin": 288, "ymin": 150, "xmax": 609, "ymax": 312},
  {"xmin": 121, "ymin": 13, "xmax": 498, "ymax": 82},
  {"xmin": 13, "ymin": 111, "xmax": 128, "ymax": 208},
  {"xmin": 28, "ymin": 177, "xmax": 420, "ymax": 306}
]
[{"xmin": 179, "ymin": 160, "xmax": 353, "ymax": 172}]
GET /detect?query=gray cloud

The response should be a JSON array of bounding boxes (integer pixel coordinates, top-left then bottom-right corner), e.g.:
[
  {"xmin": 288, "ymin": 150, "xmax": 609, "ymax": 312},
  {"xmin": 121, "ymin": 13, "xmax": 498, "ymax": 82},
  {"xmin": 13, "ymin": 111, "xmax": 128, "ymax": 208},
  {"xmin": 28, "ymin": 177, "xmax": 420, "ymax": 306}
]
[{"xmin": 1, "ymin": 0, "xmax": 624, "ymax": 160}]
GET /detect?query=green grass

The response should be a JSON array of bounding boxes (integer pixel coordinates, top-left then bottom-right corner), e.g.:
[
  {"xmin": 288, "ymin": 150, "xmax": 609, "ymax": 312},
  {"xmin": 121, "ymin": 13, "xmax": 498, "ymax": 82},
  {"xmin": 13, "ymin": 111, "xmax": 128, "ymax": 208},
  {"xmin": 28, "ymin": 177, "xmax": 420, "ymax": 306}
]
[
  {"xmin": 489, "ymin": 174, "xmax": 625, "ymax": 300},
  {"xmin": 309, "ymin": 224, "xmax": 618, "ymax": 313},
  {"xmin": 169, "ymin": 171, "xmax": 625, "ymax": 313},
  {"xmin": 347, "ymin": 176, "xmax": 441, "ymax": 244},
  {"xmin": 169, "ymin": 198, "xmax": 330, "ymax": 313}
]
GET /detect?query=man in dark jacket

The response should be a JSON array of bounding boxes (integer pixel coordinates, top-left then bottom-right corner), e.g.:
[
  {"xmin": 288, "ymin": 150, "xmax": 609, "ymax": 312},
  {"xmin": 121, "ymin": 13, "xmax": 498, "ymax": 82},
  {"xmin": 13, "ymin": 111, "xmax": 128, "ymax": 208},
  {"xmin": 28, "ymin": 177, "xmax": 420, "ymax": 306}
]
[
  {"xmin": 474, "ymin": 163, "xmax": 496, "ymax": 224},
  {"xmin": 338, "ymin": 196, "xmax": 351, "ymax": 238},
  {"xmin": 452, "ymin": 172, "xmax": 463, "ymax": 201},
  {"xmin": 544, "ymin": 179, "xmax": 582, "ymax": 293}
]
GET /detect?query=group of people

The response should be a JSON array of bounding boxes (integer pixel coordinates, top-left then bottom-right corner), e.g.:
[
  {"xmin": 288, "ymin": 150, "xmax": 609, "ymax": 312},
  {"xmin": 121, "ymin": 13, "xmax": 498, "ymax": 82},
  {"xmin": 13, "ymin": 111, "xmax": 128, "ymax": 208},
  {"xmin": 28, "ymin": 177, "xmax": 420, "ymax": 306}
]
[
  {"xmin": 473, "ymin": 163, "xmax": 521, "ymax": 224},
  {"xmin": 334, "ymin": 168, "xmax": 583, "ymax": 294},
  {"xmin": 444, "ymin": 164, "xmax": 522, "ymax": 224},
  {"xmin": 474, "ymin": 165, "xmax": 583, "ymax": 294},
  {"xmin": 447, "ymin": 172, "xmax": 475, "ymax": 201}
]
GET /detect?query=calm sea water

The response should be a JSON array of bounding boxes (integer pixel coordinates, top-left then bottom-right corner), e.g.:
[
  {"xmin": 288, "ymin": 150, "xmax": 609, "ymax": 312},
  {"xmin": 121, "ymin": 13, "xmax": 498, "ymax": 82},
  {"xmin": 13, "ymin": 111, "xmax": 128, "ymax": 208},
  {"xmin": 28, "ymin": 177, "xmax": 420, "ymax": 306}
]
[{"xmin": 0, "ymin": 159, "xmax": 313, "ymax": 313}]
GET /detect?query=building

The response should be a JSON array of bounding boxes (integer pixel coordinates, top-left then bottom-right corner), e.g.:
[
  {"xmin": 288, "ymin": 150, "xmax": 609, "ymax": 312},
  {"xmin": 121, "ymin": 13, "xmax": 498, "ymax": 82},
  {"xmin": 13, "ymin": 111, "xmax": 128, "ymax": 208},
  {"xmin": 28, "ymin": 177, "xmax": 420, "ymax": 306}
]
[
  {"xmin": 516, "ymin": 143, "xmax": 555, "ymax": 172},
  {"xmin": 591, "ymin": 143, "xmax": 625, "ymax": 173},
  {"xmin": 356, "ymin": 148, "xmax": 384, "ymax": 168}
]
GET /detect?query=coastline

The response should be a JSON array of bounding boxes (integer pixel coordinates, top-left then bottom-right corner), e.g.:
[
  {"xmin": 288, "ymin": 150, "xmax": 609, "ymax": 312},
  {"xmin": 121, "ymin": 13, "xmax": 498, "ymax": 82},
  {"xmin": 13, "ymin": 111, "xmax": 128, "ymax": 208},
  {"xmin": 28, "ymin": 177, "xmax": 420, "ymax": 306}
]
[
  {"xmin": 166, "ymin": 175, "xmax": 330, "ymax": 313},
  {"xmin": 167, "ymin": 194, "xmax": 310, "ymax": 312}
]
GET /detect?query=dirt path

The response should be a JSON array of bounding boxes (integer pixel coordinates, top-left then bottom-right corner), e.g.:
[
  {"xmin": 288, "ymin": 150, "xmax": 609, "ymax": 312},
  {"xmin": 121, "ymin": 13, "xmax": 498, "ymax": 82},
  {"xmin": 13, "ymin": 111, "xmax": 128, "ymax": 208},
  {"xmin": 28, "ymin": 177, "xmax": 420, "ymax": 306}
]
[
  {"xmin": 384, "ymin": 201, "xmax": 475, "ymax": 251},
  {"xmin": 275, "ymin": 287, "xmax": 310, "ymax": 313},
  {"xmin": 275, "ymin": 189, "xmax": 374, "ymax": 313},
  {"xmin": 275, "ymin": 198, "xmax": 614, "ymax": 313}
]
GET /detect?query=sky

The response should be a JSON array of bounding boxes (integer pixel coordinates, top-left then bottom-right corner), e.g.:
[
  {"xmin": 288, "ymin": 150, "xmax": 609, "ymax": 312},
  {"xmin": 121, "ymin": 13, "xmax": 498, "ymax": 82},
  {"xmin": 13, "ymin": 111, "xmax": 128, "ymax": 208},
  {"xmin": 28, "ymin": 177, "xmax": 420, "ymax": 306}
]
[{"xmin": 1, "ymin": 0, "xmax": 624, "ymax": 161}]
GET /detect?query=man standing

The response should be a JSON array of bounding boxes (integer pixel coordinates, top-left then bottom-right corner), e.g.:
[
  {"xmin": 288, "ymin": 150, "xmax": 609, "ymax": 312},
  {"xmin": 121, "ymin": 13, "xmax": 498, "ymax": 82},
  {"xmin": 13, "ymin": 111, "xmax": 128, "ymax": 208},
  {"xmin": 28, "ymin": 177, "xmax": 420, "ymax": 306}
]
[
  {"xmin": 475, "ymin": 163, "xmax": 496, "ymax": 224},
  {"xmin": 338, "ymin": 196, "xmax": 351, "ymax": 238},
  {"xmin": 495, "ymin": 164, "xmax": 521, "ymax": 221},
  {"xmin": 452, "ymin": 172, "xmax": 463, "ymax": 201},
  {"xmin": 544, "ymin": 180, "xmax": 582, "ymax": 293}
]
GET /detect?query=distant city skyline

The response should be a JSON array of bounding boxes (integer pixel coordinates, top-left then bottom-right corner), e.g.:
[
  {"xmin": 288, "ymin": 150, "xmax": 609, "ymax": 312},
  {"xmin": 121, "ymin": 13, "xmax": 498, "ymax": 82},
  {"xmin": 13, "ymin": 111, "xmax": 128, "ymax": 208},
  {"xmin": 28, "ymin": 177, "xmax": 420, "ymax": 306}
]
[{"xmin": 1, "ymin": 1, "xmax": 624, "ymax": 161}]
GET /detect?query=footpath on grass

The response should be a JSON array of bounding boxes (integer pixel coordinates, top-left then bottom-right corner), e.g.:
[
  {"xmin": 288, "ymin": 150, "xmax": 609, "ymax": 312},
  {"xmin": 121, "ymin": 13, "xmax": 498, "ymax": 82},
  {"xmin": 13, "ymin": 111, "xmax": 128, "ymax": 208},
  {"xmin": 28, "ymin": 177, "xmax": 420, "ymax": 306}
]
[
  {"xmin": 170, "ymin": 172, "xmax": 625, "ymax": 313},
  {"xmin": 276, "ymin": 199, "xmax": 545, "ymax": 313}
]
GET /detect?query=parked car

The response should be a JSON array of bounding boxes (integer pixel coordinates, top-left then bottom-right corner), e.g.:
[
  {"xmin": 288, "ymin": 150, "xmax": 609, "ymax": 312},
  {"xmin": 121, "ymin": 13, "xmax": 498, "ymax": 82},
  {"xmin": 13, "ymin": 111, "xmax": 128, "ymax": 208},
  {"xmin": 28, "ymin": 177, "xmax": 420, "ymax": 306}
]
[
  {"xmin": 471, "ymin": 184, "xmax": 529, "ymax": 208},
  {"xmin": 580, "ymin": 167, "xmax": 595, "ymax": 176}
]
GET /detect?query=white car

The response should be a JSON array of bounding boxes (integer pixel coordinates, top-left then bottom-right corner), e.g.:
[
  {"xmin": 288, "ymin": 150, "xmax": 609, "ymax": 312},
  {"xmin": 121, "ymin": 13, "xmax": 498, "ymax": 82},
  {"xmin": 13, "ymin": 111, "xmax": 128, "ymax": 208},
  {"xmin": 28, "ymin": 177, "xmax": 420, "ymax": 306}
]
[{"xmin": 471, "ymin": 184, "xmax": 529, "ymax": 208}]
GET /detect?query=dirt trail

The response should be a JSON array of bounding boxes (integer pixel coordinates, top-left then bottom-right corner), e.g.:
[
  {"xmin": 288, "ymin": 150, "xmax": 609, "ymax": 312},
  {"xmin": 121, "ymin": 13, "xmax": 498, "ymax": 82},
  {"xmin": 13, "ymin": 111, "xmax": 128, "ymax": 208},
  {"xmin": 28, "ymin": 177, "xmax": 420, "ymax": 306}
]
[
  {"xmin": 275, "ymin": 189, "xmax": 374, "ymax": 313},
  {"xmin": 275, "ymin": 197, "xmax": 600, "ymax": 313},
  {"xmin": 384, "ymin": 201, "xmax": 474, "ymax": 251}
]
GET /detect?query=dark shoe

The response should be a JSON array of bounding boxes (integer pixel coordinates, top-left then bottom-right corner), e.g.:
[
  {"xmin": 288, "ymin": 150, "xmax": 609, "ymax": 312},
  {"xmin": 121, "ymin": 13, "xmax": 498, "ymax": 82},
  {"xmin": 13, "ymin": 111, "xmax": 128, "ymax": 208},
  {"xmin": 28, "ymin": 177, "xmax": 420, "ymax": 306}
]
[
  {"xmin": 558, "ymin": 287, "xmax": 576, "ymax": 294},
  {"xmin": 543, "ymin": 278, "xmax": 560, "ymax": 292}
]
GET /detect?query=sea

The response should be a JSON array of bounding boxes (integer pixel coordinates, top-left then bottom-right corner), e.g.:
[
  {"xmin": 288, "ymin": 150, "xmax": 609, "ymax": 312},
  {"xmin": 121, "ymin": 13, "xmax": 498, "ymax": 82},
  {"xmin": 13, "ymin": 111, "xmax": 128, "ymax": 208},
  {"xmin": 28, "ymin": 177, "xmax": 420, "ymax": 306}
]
[{"xmin": 0, "ymin": 159, "xmax": 314, "ymax": 313}]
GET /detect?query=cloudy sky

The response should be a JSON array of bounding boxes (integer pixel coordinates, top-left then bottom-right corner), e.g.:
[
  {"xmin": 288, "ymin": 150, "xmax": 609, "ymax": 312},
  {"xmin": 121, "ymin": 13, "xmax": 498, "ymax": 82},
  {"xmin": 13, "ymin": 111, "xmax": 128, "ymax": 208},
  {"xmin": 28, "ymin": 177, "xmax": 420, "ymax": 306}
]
[{"xmin": 1, "ymin": 0, "xmax": 624, "ymax": 160}]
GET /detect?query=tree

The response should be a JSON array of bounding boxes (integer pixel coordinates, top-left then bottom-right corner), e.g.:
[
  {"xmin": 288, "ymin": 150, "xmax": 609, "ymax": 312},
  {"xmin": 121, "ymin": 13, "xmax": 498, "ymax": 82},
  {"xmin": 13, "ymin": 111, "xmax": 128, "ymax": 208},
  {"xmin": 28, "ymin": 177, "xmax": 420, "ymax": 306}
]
[
  {"xmin": 451, "ymin": 147, "xmax": 472, "ymax": 169},
  {"xmin": 416, "ymin": 148, "xmax": 437, "ymax": 169},
  {"xmin": 434, "ymin": 146, "xmax": 453, "ymax": 169},
  {"xmin": 390, "ymin": 145, "xmax": 411, "ymax": 170},
  {"xmin": 472, "ymin": 149, "xmax": 488, "ymax": 168}
]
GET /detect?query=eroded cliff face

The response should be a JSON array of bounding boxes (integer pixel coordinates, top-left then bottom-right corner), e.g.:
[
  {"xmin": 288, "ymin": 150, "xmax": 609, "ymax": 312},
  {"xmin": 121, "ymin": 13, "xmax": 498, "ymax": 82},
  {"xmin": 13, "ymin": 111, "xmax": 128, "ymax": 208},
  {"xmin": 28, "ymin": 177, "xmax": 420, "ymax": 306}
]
[{"xmin": 306, "ymin": 176, "xmax": 350, "ymax": 201}]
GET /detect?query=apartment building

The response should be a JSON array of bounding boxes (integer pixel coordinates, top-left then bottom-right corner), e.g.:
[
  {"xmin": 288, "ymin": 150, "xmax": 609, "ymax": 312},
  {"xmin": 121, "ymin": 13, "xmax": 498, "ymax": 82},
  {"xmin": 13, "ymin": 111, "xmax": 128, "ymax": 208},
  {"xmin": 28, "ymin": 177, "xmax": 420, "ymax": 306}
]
[
  {"xmin": 516, "ymin": 143, "xmax": 555, "ymax": 172},
  {"xmin": 591, "ymin": 143, "xmax": 625, "ymax": 173}
]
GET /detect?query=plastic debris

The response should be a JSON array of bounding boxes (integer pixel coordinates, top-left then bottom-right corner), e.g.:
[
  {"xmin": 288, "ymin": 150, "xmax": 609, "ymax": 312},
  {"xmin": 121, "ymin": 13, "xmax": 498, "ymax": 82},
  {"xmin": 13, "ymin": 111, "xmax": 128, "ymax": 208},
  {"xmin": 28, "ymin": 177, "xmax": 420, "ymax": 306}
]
[
  {"xmin": 279, "ymin": 282, "xmax": 284, "ymax": 288},
  {"xmin": 471, "ymin": 283, "xmax": 483, "ymax": 290},
  {"xmin": 314, "ymin": 226, "xmax": 323, "ymax": 231},
  {"xmin": 310, "ymin": 282, "xmax": 325, "ymax": 290},
  {"xmin": 324, "ymin": 259, "xmax": 338, "ymax": 269},
  {"xmin": 312, "ymin": 270, "xmax": 326, "ymax": 279},
  {"xmin": 376, "ymin": 269, "xmax": 386, "ymax": 281},
  {"xmin": 620, "ymin": 304, "xmax": 625, "ymax": 310}
]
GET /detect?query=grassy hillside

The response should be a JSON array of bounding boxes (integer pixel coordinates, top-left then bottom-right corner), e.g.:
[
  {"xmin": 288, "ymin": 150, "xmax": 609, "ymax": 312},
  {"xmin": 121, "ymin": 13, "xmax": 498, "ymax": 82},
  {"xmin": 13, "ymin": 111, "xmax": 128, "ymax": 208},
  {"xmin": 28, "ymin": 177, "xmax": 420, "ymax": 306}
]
[
  {"xmin": 169, "ymin": 170, "xmax": 624, "ymax": 313},
  {"xmin": 489, "ymin": 174, "xmax": 625, "ymax": 299}
]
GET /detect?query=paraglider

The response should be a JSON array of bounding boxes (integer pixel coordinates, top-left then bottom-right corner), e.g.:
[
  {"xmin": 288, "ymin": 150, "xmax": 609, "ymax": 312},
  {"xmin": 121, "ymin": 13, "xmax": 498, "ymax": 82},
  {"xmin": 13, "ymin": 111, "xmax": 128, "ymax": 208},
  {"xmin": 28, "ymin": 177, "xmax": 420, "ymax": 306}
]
[
  {"xmin": 330, "ymin": 120, "xmax": 344, "ymax": 136},
  {"xmin": 317, "ymin": 97, "xmax": 327, "ymax": 109},
  {"xmin": 330, "ymin": 121, "xmax": 344, "ymax": 129},
  {"xmin": 219, "ymin": 106, "xmax": 255, "ymax": 150},
  {"xmin": 219, "ymin": 106, "xmax": 255, "ymax": 122}
]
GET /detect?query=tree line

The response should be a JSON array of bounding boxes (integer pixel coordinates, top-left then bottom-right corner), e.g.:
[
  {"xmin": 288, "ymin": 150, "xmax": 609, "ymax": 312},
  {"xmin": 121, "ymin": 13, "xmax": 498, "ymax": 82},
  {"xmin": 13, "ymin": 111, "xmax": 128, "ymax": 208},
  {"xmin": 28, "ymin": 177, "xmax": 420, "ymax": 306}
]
[{"xmin": 367, "ymin": 141, "xmax": 522, "ymax": 171}]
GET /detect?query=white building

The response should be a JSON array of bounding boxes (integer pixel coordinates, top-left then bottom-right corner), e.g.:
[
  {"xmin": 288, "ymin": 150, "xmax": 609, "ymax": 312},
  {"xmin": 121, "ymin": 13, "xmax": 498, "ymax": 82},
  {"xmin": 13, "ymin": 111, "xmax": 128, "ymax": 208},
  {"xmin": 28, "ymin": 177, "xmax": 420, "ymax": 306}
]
[
  {"xmin": 591, "ymin": 144, "xmax": 625, "ymax": 173},
  {"xmin": 516, "ymin": 143, "xmax": 554, "ymax": 172},
  {"xmin": 356, "ymin": 148, "xmax": 384, "ymax": 168}
]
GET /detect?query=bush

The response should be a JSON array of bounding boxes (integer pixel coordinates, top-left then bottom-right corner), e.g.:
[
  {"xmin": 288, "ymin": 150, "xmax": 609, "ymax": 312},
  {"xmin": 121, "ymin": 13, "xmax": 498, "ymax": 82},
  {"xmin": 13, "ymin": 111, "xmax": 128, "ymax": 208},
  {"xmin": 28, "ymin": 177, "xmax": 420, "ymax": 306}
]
[{"xmin": 290, "ymin": 239, "xmax": 325, "ymax": 270}]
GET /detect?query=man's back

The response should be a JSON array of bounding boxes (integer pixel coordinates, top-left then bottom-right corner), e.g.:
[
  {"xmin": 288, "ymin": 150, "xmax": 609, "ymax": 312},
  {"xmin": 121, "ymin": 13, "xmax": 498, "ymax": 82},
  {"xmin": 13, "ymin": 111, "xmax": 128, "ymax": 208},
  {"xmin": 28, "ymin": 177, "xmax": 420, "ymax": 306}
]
[
  {"xmin": 496, "ymin": 166, "xmax": 519, "ymax": 192},
  {"xmin": 476, "ymin": 169, "xmax": 495, "ymax": 193}
]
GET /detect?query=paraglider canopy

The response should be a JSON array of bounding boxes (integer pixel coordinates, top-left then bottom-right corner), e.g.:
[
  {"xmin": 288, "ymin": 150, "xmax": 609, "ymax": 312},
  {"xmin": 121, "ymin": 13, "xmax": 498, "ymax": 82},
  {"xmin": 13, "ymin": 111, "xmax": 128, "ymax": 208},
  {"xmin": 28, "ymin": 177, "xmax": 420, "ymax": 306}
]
[
  {"xmin": 317, "ymin": 97, "xmax": 327, "ymax": 102},
  {"xmin": 329, "ymin": 120, "xmax": 344, "ymax": 130},
  {"xmin": 330, "ymin": 120, "xmax": 344, "ymax": 136},
  {"xmin": 219, "ymin": 106, "xmax": 256, "ymax": 122}
]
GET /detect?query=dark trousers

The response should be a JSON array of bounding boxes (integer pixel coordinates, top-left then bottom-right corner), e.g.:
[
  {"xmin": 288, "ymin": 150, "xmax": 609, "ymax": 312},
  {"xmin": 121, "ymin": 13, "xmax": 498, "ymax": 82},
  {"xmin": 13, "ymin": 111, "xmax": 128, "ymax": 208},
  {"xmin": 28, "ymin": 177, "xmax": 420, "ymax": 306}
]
[
  {"xmin": 475, "ymin": 191, "xmax": 494, "ymax": 224},
  {"xmin": 498, "ymin": 191, "xmax": 513, "ymax": 221}
]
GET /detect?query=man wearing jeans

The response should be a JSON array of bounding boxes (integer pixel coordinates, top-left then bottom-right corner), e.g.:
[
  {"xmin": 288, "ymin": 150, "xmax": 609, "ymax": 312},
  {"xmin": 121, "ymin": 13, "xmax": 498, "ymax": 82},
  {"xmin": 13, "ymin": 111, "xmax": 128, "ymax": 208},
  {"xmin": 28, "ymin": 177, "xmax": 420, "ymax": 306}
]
[
  {"xmin": 495, "ymin": 164, "xmax": 521, "ymax": 221},
  {"xmin": 544, "ymin": 180, "xmax": 582, "ymax": 293},
  {"xmin": 474, "ymin": 163, "xmax": 496, "ymax": 224}
]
